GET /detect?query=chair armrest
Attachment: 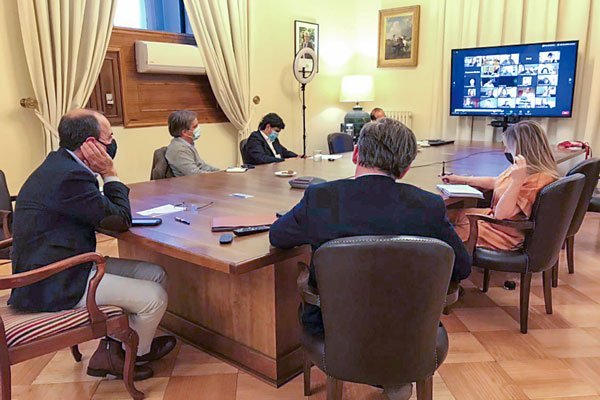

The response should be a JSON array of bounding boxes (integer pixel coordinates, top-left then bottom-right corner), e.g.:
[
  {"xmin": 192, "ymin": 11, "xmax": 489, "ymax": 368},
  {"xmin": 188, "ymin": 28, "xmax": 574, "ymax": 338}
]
[
  {"xmin": 0, "ymin": 252, "xmax": 108, "ymax": 325},
  {"xmin": 465, "ymin": 214, "xmax": 534, "ymax": 255},
  {"xmin": 0, "ymin": 210, "xmax": 11, "ymax": 239},
  {"xmin": 297, "ymin": 262, "xmax": 320, "ymax": 307},
  {"xmin": 0, "ymin": 238, "xmax": 12, "ymax": 251}
]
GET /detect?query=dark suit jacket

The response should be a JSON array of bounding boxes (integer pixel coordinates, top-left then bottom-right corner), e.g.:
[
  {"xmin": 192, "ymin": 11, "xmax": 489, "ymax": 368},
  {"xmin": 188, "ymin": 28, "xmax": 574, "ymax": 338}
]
[
  {"xmin": 244, "ymin": 130, "xmax": 297, "ymax": 165},
  {"xmin": 269, "ymin": 175, "xmax": 471, "ymax": 335},
  {"xmin": 9, "ymin": 148, "xmax": 132, "ymax": 312}
]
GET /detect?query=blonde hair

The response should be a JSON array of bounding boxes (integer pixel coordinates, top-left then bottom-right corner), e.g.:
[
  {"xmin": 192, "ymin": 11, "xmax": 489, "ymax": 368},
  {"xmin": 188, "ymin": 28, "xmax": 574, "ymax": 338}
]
[{"xmin": 503, "ymin": 120, "xmax": 559, "ymax": 178}]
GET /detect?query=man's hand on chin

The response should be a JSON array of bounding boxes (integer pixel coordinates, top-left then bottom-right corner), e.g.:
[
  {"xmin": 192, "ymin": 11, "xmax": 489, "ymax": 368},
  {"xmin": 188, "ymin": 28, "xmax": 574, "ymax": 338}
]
[{"xmin": 81, "ymin": 140, "xmax": 118, "ymax": 179}]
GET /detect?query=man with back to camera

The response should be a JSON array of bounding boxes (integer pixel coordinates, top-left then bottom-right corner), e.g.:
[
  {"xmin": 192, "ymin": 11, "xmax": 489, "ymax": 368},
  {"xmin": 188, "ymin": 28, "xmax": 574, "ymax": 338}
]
[
  {"xmin": 244, "ymin": 113, "xmax": 298, "ymax": 165},
  {"xmin": 370, "ymin": 107, "xmax": 386, "ymax": 121},
  {"xmin": 10, "ymin": 109, "xmax": 176, "ymax": 380},
  {"xmin": 165, "ymin": 110, "xmax": 219, "ymax": 176},
  {"xmin": 269, "ymin": 118, "xmax": 471, "ymax": 400}
]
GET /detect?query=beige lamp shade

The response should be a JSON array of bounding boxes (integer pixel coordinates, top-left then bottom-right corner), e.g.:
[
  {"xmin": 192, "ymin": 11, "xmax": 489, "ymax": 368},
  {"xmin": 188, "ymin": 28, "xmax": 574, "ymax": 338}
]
[{"xmin": 340, "ymin": 75, "xmax": 374, "ymax": 103}]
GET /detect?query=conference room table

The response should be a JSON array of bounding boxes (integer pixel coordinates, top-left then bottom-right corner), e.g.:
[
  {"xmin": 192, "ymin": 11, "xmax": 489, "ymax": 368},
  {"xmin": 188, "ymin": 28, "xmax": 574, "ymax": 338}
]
[{"xmin": 111, "ymin": 141, "xmax": 583, "ymax": 387}]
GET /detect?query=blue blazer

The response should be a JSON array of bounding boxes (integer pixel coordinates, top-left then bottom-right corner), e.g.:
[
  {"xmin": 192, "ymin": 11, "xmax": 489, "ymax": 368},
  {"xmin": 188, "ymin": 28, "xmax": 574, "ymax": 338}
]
[
  {"xmin": 269, "ymin": 174, "xmax": 471, "ymax": 334},
  {"xmin": 244, "ymin": 130, "xmax": 297, "ymax": 165},
  {"xmin": 9, "ymin": 148, "xmax": 132, "ymax": 312}
]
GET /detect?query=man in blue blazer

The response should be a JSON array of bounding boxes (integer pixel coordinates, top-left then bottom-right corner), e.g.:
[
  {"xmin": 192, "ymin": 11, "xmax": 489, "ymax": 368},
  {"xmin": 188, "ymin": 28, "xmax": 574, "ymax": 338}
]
[
  {"xmin": 244, "ymin": 113, "xmax": 298, "ymax": 164},
  {"xmin": 270, "ymin": 118, "xmax": 471, "ymax": 336},
  {"xmin": 10, "ymin": 109, "xmax": 175, "ymax": 380}
]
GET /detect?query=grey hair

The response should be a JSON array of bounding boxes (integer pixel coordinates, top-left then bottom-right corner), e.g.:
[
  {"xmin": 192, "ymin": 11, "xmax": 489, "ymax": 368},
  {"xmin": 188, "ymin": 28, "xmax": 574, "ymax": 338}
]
[
  {"xmin": 357, "ymin": 118, "xmax": 417, "ymax": 178},
  {"xmin": 168, "ymin": 110, "xmax": 197, "ymax": 137}
]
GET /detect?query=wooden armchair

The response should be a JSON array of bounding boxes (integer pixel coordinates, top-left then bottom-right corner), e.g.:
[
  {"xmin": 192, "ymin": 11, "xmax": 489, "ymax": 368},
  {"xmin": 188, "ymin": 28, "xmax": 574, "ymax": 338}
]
[{"xmin": 0, "ymin": 238, "xmax": 143, "ymax": 400}]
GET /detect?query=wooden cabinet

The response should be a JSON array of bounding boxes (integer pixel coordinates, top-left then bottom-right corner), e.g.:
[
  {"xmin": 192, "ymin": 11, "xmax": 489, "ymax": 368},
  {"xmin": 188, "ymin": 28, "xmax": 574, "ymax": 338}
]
[{"xmin": 87, "ymin": 51, "xmax": 124, "ymax": 125}]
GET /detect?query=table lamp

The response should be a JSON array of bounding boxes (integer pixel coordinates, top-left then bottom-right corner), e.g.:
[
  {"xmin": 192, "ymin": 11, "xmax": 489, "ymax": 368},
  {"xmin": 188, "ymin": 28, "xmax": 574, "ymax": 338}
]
[{"xmin": 340, "ymin": 75, "xmax": 374, "ymax": 138}]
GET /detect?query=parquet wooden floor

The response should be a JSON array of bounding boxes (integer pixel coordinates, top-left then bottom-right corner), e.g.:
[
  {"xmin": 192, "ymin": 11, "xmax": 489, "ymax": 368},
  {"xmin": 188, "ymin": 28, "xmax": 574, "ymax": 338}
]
[{"xmin": 1, "ymin": 213, "xmax": 599, "ymax": 399}]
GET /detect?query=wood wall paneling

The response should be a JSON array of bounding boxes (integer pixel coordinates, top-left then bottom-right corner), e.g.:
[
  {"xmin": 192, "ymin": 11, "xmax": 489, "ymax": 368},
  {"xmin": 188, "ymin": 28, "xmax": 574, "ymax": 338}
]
[{"xmin": 87, "ymin": 50, "xmax": 124, "ymax": 125}]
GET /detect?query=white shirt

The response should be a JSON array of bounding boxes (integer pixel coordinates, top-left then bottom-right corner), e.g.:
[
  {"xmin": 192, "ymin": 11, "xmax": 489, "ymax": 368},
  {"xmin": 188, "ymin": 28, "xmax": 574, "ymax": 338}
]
[{"xmin": 260, "ymin": 130, "xmax": 281, "ymax": 158}]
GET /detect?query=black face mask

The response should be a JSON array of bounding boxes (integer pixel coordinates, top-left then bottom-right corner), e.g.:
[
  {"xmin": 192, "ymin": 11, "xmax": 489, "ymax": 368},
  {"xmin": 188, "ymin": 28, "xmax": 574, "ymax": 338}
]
[
  {"xmin": 105, "ymin": 140, "xmax": 117, "ymax": 159},
  {"xmin": 504, "ymin": 152, "xmax": 514, "ymax": 164}
]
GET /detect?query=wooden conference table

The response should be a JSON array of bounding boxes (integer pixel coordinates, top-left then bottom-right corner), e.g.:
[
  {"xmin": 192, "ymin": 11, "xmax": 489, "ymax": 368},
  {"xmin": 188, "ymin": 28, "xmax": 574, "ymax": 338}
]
[{"xmin": 112, "ymin": 141, "xmax": 583, "ymax": 386}]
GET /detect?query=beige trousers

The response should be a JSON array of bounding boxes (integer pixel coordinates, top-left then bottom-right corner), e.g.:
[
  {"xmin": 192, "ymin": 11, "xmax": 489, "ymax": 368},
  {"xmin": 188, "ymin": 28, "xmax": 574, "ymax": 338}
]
[{"xmin": 76, "ymin": 257, "xmax": 168, "ymax": 355}]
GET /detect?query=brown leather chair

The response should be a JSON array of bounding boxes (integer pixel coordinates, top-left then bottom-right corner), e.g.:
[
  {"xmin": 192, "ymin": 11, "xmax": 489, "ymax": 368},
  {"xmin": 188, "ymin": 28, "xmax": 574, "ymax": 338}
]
[
  {"xmin": 299, "ymin": 236, "xmax": 453, "ymax": 400},
  {"xmin": 552, "ymin": 158, "xmax": 600, "ymax": 286},
  {"xmin": 466, "ymin": 174, "xmax": 585, "ymax": 333},
  {"xmin": 327, "ymin": 133, "xmax": 354, "ymax": 155},
  {"xmin": 0, "ymin": 171, "xmax": 16, "ymax": 259},
  {"xmin": 239, "ymin": 139, "xmax": 249, "ymax": 164},
  {"xmin": 150, "ymin": 147, "xmax": 174, "ymax": 180},
  {"xmin": 0, "ymin": 238, "xmax": 143, "ymax": 399}
]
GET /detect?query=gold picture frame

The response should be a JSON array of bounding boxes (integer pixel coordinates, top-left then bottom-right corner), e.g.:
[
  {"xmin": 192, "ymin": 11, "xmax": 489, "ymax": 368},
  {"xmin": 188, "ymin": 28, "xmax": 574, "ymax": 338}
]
[{"xmin": 378, "ymin": 5, "xmax": 420, "ymax": 67}]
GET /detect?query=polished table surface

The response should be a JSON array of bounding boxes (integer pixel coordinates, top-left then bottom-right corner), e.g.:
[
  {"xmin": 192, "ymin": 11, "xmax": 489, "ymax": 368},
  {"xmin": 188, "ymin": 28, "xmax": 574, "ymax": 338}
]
[
  {"xmin": 117, "ymin": 141, "xmax": 582, "ymax": 275},
  {"xmin": 111, "ymin": 141, "xmax": 584, "ymax": 385}
]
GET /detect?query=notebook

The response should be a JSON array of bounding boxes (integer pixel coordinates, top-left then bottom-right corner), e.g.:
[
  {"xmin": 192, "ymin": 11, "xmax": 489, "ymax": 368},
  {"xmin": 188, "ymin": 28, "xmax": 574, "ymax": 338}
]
[
  {"xmin": 436, "ymin": 184, "xmax": 484, "ymax": 199},
  {"xmin": 211, "ymin": 214, "xmax": 277, "ymax": 232}
]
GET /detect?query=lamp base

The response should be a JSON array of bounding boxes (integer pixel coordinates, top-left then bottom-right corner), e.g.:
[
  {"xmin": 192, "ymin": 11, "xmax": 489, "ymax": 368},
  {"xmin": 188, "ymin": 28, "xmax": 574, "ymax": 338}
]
[{"xmin": 344, "ymin": 104, "xmax": 370, "ymax": 140}]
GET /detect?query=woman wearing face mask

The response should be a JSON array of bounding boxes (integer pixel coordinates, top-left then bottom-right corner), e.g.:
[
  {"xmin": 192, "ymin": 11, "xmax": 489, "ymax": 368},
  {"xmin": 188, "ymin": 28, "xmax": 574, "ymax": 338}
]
[
  {"xmin": 244, "ymin": 113, "xmax": 298, "ymax": 165},
  {"xmin": 442, "ymin": 120, "xmax": 558, "ymax": 250},
  {"xmin": 165, "ymin": 110, "xmax": 220, "ymax": 177}
]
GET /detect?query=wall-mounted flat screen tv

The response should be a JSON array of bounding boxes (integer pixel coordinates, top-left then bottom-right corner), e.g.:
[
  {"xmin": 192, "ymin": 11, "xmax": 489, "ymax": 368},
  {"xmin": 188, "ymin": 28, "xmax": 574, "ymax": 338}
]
[{"xmin": 450, "ymin": 40, "xmax": 578, "ymax": 118}]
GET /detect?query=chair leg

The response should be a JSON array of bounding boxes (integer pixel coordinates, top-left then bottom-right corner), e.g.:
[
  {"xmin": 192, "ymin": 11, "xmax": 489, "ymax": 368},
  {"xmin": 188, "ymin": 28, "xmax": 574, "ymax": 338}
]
[
  {"xmin": 542, "ymin": 269, "xmax": 553, "ymax": 315},
  {"xmin": 552, "ymin": 261, "xmax": 559, "ymax": 288},
  {"xmin": 303, "ymin": 353, "xmax": 312, "ymax": 396},
  {"xmin": 326, "ymin": 376, "xmax": 343, "ymax": 400},
  {"xmin": 416, "ymin": 375, "xmax": 433, "ymax": 400},
  {"xmin": 0, "ymin": 355, "xmax": 10, "ymax": 400},
  {"xmin": 112, "ymin": 329, "xmax": 144, "ymax": 400},
  {"xmin": 519, "ymin": 273, "xmax": 532, "ymax": 334},
  {"xmin": 481, "ymin": 269, "xmax": 490, "ymax": 292},
  {"xmin": 70, "ymin": 345, "xmax": 82, "ymax": 362},
  {"xmin": 566, "ymin": 235, "xmax": 575, "ymax": 274}
]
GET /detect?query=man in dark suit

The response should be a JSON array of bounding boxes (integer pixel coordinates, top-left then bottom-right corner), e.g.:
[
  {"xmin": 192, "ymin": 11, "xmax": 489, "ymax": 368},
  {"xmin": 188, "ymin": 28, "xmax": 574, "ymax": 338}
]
[
  {"xmin": 244, "ymin": 113, "xmax": 298, "ymax": 165},
  {"xmin": 10, "ymin": 109, "xmax": 175, "ymax": 380},
  {"xmin": 270, "ymin": 118, "xmax": 471, "ymax": 334}
]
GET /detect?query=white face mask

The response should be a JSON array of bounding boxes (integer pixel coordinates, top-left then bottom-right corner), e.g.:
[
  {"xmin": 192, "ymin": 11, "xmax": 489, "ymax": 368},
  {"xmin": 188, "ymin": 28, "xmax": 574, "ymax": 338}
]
[{"xmin": 192, "ymin": 126, "xmax": 201, "ymax": 141}]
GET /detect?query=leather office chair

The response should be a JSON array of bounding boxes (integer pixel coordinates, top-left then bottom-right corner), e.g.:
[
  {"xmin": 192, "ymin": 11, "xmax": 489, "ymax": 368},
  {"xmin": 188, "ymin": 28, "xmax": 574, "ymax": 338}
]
[
  {"xmin": 239, "ymin": 138, "xmax": 248, "ymax": 164},
  {"xmin": 552, "ymin": 158, "xmax": 600, "ymax": 287},
  {"xmin": 0, "ymin": 239, "xmax": 143, "ymax": 400},
  {"xmin": 327, "ymin": 133, "xmax": 354, "ymax": 154},
  {"xmin": 466, "ymin": 174, "xmax": 585, "ymax": 333},
  {"xmin": 590, "ymin": 195, "xmax": 600, "ymax": 213},
  {"xmin": 150, "ymin": 147, "xmax": 174, "ymax": 180},
  {"xmin": 0, "ymin": 171, "xmax": 16, "ymax": 259},
  {"xmin": 299, "ymin": 236, "xmax": 453, "ymax": 400}
]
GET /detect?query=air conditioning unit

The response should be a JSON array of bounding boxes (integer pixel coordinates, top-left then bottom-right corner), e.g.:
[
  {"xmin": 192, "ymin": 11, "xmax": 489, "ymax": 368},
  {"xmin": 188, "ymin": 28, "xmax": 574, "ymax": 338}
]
[{"xmin": 135, "ymin": 41, "xmax": 206, "ymax": 75}]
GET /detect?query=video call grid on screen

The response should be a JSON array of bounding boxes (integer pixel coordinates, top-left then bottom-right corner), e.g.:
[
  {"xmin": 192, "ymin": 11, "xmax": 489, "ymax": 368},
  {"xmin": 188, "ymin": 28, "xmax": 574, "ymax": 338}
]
[{"xmin": 450, "ymin": 41, "xmax": 578, "ymax": 118}]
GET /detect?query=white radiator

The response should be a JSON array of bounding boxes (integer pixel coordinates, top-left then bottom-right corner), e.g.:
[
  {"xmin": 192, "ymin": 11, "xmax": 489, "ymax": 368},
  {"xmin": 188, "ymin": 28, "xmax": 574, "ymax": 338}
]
[{"xmin": 386, "ymin": 111, "xmax": 413, "ymax": 129}]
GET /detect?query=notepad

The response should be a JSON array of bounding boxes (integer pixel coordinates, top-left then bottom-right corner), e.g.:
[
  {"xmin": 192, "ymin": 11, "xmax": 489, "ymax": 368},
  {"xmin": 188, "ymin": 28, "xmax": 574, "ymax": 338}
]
[
  {"xmin": 437, "ymin": 184, "xmax": 484, "ymax": 199},
  {"xmin": 137, "ymin": 204, "xmax": 185, "ymax": 216},
  {"xmin": 321, "ymin": 154, "xmax": 343, "ymax": 160}
]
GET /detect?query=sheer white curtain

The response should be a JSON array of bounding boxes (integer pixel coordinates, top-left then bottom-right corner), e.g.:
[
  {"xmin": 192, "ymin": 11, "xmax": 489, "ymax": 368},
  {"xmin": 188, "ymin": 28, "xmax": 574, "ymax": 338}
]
[
  {"xmin": 18, "ymin": 0, "xmax": 117, "ymax": 153},
  {"xmin": 429, "ymin": 0, "xmax": 600, "ymax": 153},
  {"xmin": 183, "ymin": 0, "xmax": 252, "ymax": 161}
]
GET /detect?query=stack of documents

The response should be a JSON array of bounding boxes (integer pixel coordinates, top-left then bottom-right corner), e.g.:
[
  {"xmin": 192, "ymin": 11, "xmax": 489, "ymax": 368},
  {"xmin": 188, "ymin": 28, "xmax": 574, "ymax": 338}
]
[{"xmin": 436, "ymin": 184, "xmax": 484, "ymax": 199}]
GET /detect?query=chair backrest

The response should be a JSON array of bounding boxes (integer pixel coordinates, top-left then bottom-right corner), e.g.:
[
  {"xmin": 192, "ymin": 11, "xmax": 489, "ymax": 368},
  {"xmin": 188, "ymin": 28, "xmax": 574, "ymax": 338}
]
[
  {"xmin": 525, "ymin": 173, "xmax": 585, "ymax": 272},
  {"xmin": 0, "ymin": 170, "xmax": 12, "ymax": 212},
  {"xmin": 566, "ymin": 158, "xmax": 600, "ymax": 237},
  {"xmin": 327, "ymin": 132, "xmax": 354, "ymax": 154},
  {"xmin": 150, "ymin": 147, "xmax": 174, "ymax": 180},
  {"xmin": 240, "ymin": 139, "xmax": 248, "ymax": 164},
  {"xmin": 314, "ymin": 235, "xmax": 454, "ymax": 386}
]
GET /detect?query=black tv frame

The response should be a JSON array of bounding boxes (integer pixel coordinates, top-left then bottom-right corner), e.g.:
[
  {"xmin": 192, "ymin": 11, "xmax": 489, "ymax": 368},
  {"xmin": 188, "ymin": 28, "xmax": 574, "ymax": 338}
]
[{"xmin": 449, "ymin": 40, "xmax": 579, "ymax": 119}]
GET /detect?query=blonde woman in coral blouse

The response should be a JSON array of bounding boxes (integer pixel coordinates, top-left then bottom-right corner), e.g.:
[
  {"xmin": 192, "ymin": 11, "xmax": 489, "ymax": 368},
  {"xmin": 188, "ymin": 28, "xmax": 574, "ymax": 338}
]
[{"xmin": 443, "ymin": 120, "xmax": 559, "ymax": 251}]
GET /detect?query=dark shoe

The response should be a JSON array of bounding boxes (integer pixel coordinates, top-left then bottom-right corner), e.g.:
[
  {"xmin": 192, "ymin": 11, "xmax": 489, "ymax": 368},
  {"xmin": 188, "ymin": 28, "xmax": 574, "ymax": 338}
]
[
  {"xmin": 87, "ymin": 338, "xmax": 154, "ymax": 381},
  {"xmin": 136, "ymin": 335, "xmax": 177, "ymax": 363}
]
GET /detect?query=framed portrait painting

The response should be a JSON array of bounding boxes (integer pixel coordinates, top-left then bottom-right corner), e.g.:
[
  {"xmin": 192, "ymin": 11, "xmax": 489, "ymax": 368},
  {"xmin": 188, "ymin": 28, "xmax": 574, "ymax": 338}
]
[
  {"xmin": 378, "ymin": 5, "xmax": 420, "ymax": 67},
  {"xmin": 294, "ymin": 20, "xmax": 319, "ymax": 72}
]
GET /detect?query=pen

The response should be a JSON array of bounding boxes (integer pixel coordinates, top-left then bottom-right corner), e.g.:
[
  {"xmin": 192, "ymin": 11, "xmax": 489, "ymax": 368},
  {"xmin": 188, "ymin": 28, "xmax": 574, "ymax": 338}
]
[
  {"xmin": 441, "ymin": 161, "xmax": 453, "ymax": 177},
  {"xmin": 174, "ymin": 217, "xmax": 190, "ymax": 225}
]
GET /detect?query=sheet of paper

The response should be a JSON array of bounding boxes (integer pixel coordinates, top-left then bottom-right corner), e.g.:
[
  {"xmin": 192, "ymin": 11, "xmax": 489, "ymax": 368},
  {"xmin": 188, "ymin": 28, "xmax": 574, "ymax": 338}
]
[
  {"xmin": 137, "ymin": 204, "xmax": 185, "ymax": 216},
  {"xmin": 229, "ymin": 193, "xmax": 254, "ymax": 199},
  {"xmin": 226, "ymin": 167, "xmax": 248, "ymax": 173},
  {"xmin": 321, "ymin": 154, "xmax": 343, "ymax": 160}
]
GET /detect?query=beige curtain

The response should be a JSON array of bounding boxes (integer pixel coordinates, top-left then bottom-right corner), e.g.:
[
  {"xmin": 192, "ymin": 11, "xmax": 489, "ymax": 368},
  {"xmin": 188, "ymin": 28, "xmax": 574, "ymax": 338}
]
[
  {"xmin": 429, "ymin": 0, "xmax": 600, "ymax": 154},
  {"xmin": 18, "ymin": 0, "xmax": 117, "ymax": 153},
  {"xmin": 183, "ymin": 0, "xmax": 252, "ymax": 161}
]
